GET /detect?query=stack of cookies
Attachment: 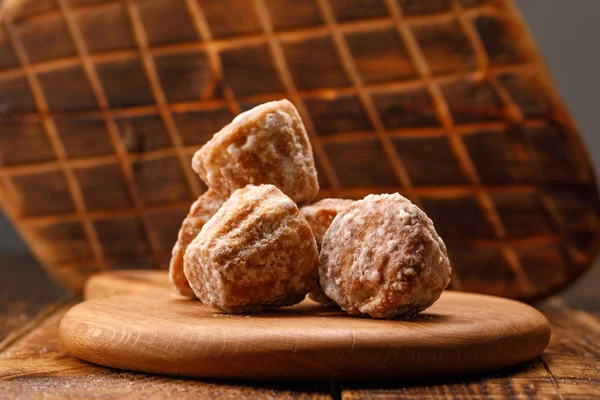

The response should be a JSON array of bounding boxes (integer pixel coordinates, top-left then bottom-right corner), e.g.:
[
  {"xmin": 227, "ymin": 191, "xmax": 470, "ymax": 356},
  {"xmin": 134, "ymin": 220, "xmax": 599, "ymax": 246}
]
[{"xmin": 170, "ymin": 99, "xmax": 451, "ymax": 319}]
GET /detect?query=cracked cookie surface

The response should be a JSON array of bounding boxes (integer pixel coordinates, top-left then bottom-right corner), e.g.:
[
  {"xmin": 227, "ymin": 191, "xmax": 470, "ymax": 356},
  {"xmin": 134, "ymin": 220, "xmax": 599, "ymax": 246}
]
[
  {"xmin": 169, "ymin": 189, "xmax": 227, "ymax": 298},
  {"xmin": 184, "ymin": 184, "xmax": 319, "ymax": 313},
  {"xmin": 192, "ymin": 99, "xmax": 319, "ymax": 204},
  {"xmin": 319, "ymin": 193, "xmax": 451, "ymax": 318},
  {"xmin": 301, "ymin": 198, "xmax": 354, "ymax": 306}
]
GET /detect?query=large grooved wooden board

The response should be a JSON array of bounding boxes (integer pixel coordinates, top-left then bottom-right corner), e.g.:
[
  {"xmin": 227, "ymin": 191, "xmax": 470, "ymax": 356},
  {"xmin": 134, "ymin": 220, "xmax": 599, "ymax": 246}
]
[
  {"xmin": 59, "ymin": 270, "xmax": 551, "ymax": 381},
  {"xmin": 0, "ymin": 0, "xmax": 598, "ymax": 302}
]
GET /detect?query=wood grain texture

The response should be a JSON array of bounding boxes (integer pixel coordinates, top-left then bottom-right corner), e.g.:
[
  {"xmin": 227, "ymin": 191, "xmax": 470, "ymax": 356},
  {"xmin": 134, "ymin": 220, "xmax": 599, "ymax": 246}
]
[
  {"xmin": 341, "ymin": 298, "xmax": 600, "ymax": 400},
  {"xmin": 539, "ymin": 298, "xmax": 600, "ymax": 383},
  {"xmin": 84, "ymin": 269, "xmax": 173, "ymax": 299},
  {"xmin": 0, "ymin": 258, "xmax": 598, "ymax": 399},
  {"xmin": 0, "ymin": 303, "xmax": 332, "ymax": 399},
  {"xmin": 0, "ymin": 0, "xmax": 598, "ymax": 303},
  {"xmin": 0, "ymin": 252, "xmax": 66, "ymax": 348},
  {"xmin": 59, "ymin": 270, "xmax": 550, "ymax": 381}
]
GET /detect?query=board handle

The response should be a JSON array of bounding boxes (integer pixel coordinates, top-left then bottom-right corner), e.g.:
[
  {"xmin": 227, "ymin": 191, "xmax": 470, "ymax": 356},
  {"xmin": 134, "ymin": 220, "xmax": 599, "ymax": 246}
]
[{"xmin": 0, "ymin": 0, "xmax": 26, "ymax": 21}]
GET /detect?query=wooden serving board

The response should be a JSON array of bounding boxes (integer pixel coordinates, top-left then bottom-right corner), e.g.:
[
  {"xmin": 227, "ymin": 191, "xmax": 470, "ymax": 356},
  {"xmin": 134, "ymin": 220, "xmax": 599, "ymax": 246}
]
[
  {"xmin": 83, "ymin": 269, "xmax": 173, "ymax": 300},
  {"xmin": 59, "ymin": 270, "xmax": 550, "ymax": 381}
]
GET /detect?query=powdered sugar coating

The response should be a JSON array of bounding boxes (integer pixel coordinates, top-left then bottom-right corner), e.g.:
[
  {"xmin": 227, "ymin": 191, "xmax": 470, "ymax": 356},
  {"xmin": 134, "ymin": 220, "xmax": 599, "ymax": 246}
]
[
  {"xmin": 169, "ymin": 189, "xmax": 226, "ymax": 298},
  {"xmin": 300, "ymin": 198, "xmax": 354, "ymax": 305},
  {"xmin": 319, "ymin": 193, "xmax": 451, "ymax": 318},
  {"xmin": 184, "ymin": 184, "xmax": 319, "ymax": 313},
  {"xmin": 192, "ymin": 99, "xmax": 319, "ymax": 204}
]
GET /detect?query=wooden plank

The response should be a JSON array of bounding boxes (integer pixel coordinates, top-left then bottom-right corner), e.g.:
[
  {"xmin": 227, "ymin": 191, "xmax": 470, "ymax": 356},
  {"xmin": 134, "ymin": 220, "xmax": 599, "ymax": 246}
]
[
  {"xmin": 0, "ymin": 251, "xmax": 598, "ymax": 398},
  {"xmin": 538, "ymin": 298, "xmax": 600, "ymax": 392},
  {"xmin": 342, "ymin": 380, "xmax": 560, "ymax": 399},
  {"xmin": 341, "ymin": 360, "xmax": 561, "ymax": 399},
  {"xmin": 555, "ymin": 379, "xmax": 600, "ymax": 400},
  {"xmin": 0, "ymin": 252, "xmax": 66, "ymax": 344},
  {"xmin": 341, "ymin": 297, "xmax": 600, "ymax": 399},
  {"xmin": 0, "ymin": 302, "xmax": 332, "ymax": 399}
]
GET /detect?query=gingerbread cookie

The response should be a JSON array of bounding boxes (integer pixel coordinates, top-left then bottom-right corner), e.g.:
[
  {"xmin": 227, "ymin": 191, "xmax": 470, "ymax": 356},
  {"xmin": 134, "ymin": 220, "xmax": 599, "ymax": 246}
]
[
  {"xmin": 184, "ymin": 184, "xmax": 319, "ymax": 313},
  {"xmin": 319, "ymin": 194, "xmax": 451, "ymax": 318},
  {"xmin": 301, "ymin": 198, "xmax": 354, "ymax": 250},
  {"xmin": 192, "ymin": 100, "xmax": 319, "ymax": 204},
  {"xmin": 300, "ymin": 198, "xmax": 354, "ymax": 306},
  {"xmin": 169, "ymin": 189, "xmax": 226, "ymax": 297}
]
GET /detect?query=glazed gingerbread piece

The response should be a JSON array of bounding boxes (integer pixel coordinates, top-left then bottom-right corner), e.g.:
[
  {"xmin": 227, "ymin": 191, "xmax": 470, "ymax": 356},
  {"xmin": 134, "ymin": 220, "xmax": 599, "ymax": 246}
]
[
  {"xmin": 300, "ymin": 198, "xmax": 354, "ymax": 306},
  {"xmin": 169, "ymin": 189, "xmax": 226, "ymax": 298},
  {"xmin": 184, "ymin": 184, "xmax": 319, "ymax": 313},
  {"xmin": 191, "ymin": 99, "xmax": 319, "ymax": 204},
  {"xmin": 319, "ymin": 193, "xmax": 451, "ymax": 319}
]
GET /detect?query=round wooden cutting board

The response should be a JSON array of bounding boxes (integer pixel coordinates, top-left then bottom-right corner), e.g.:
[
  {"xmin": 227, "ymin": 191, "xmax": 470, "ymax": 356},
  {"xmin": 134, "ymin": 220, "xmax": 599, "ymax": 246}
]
[{"xmin": 59, "ymin": 270, "xmax": 550, "ymax": 381}]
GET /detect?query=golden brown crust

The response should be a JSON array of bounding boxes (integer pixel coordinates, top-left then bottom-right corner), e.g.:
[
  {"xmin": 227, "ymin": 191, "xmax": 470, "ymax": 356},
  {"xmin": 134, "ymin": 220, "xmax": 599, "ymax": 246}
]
[
  {"xmin": 169, "ymin": 189, "xmax": 226, "ymax": 298},
  {"xmin": 301, "ymin": 198, "xmax": 354, "ymax": 306},
  {"xmin": 191, "ymin": 99, "xmax": 319, "ymax": 204},
  {"xmin": 319, "ymin": 193, "xmax": 451, "ymax": 318},
  {"xmin": 184, "ymin": 184, "xmax": 319, "ymax": 313}
]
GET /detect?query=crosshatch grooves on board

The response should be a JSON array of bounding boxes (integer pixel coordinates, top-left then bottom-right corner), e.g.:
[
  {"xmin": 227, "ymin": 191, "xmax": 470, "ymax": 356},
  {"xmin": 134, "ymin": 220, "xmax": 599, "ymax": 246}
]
[{"xmin": 0, "ymin": 0, "xmax": 598, "ymax": 301}]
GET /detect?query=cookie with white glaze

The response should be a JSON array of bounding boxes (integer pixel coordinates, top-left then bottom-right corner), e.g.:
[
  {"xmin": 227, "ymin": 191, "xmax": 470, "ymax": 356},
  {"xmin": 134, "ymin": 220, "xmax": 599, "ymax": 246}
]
[
  {"xmin": 319, "ymin": 193, "xmax": 451, "ymax": 318},
  {"xmin": 184, "ymin": 184, "xmax": 319, "ymax": 313},
  {"xmin": 300, "ymin": 198, "xmax": 354, "ymax": 306},
  {"xmin": 192, "ymin": 99, "xmax": 319, "ymax": 204},
  {"xmin": 169, "ymin": 189, "xmax": 226, "ymax": 298}
]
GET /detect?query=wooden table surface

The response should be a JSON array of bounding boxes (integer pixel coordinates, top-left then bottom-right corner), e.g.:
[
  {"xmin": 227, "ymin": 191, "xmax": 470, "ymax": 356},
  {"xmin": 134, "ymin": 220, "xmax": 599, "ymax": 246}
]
[{"xmin": 0, "ymin": 252, "xmax": 598, "ymax": 399}]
